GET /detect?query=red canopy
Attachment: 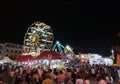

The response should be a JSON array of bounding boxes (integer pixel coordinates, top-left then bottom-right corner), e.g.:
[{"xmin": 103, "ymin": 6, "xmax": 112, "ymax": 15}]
[
  {"xmin": 15, "ymin": 55, "xmax": 35, "ymax": 62},
  {"xmin": 36, "ymin": 51, "xmax": 61, "ymax": 60}
]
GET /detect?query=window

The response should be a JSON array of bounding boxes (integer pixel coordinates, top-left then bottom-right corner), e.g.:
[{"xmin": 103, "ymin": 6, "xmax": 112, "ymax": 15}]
[
  {"xmin": 15, "ymin": 50, "xmax": 18, "ymax": 53},
  {"xmin": 6, "ymin": 44, "xmax": 10, "ymax": 47},
  {"xmin": 0, "ymin": 46, "xmax": 2, "ymax": 49},
  {"xmin": 12, "ymin": 45, "xmax": 15, "ymax": 48},
  {"xmin": 11, "ymin": 50, "xmax": 13, "ymax": 53},
  {"xmin": 7, "ymin": 49, "xmax": 9, "ymax": 53},
  {"xmin": 19, "ymin": 50, "xmax": 21, "ymax": 54}
]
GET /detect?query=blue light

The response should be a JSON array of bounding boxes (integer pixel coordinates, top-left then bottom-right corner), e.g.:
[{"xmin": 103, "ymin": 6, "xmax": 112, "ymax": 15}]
[
  {"xmin": 52, "ymin": 41, "xmax": 64, "ymax": 53},
  {"xmin": 56, "ymin": 41, "xmax": 59, "ymax": 44}
]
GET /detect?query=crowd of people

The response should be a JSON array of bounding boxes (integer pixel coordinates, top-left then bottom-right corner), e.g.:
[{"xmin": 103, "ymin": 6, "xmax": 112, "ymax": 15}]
[{"xmin": 0, "ymin": 63, "xmax": 120, "ymax": 84}]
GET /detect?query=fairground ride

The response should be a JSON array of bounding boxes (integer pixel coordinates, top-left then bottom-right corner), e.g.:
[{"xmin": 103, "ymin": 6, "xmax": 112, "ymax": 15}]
[{"xmin": 23, "ymin": 21, "xmax": 54, "ymax": 57}]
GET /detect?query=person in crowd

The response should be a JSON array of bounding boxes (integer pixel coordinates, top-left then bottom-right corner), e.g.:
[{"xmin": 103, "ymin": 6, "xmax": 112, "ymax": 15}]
[
  {"xmin": 37, "ymin": 66, "xmax": 43, "ymax": 78},
  {"xmin": 48, "ymin": 69, "xmax": 57, "ymax": 84},
  {"xmin": 8, "ymin": 68, "xmax": 15, "ymax": 84},
  {"xmin": 31, "ymin": 69, "xmax": 40, "ymax": 84},
  {"xmin": 71, "ymin": 68, "xmax": 77, "ymax": 84},
  {"xmin": 57, "ymin": 70, "xmax": 66, "ymax": 84},
  {"xmin": 66, "ymin": 76, "xmax": 73, "ymax": 84},
  {"xmin": 91, "ymin": 67, "xmax": 96, "ymax": 80},
  {"xmin": 0, "ymin": 77, "xmax": 5, "ymax": 84},
  {"xmin": 66, "ymin": 68, "xmax": 72, "ymax": 80},
  {"xmin": 105, "ymin": 74, "xmax": 113, "ymax": 84},
  {"xmin": 97, "ymin": 74, "xmax": 106, "ymax": 84},
  {"xmin": 84, "ymin": 76, "xmax": 90, "ymax": 84},
  {"xmin": 42, "ymin": 73, "xmax": 53, "ymax": 84},
  {"xmin": 25, "ymin": 73, "xmax": 31, "ymax": 84},
  {"xmin": 76, "ymin": 74, "xmax": 84, "ymax": 84}
]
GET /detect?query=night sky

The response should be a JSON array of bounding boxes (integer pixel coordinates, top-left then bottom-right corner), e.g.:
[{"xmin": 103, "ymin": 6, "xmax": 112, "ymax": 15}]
[{"xmin": 0, "ymin": 1, "xmax": 120, "ymax": 55}]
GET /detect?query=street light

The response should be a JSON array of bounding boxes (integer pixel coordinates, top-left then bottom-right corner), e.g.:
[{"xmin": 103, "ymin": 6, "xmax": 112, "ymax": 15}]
[
  {"xmin": 110, "ymin": 49, "xmax": 115, "ymax": 59},
  {"xmin": 48, "ymin": 54, "xmax": 52, "ymax": 69}
]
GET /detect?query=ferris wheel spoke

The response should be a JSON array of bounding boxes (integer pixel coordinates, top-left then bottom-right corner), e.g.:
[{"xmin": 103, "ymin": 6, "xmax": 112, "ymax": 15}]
[
  {"xmin": 46, "ymin": 41, "xmax": 53, "ymax": 43},
  {"xmin": 31, "ymin": 27, "xmax": 36, "ymax": 30},
  {"xmin": 47, "ymin": 32, "xmax": 53, "ymax": 35},
  {"xmin": 25, "ymin": 39, "xmax": 31, "ymax": 41},
  {"xmin": 27, "ymin": 32, "xmax": 32, "ymax": 36}
]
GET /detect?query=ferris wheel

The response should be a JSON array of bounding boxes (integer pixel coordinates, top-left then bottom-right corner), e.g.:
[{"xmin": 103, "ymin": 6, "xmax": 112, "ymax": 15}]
[{"xmin": 23, "ymin": 21, "xmax": 54, "ymax": 56}]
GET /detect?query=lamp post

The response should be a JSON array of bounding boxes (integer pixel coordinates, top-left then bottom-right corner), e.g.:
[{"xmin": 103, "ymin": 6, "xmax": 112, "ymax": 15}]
[
  {"xmin": 48, "ymin": 54, "xmax": 52, "ymax": 69},
  {"xmin": 111, "ymin": 50, "xmax": 115, "ymax": 59}
]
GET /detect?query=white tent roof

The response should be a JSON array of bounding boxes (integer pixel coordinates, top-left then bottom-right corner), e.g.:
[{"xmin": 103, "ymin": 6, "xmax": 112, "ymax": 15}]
[{"xmin": 0, "ymin": 57, "xmax": 13, "ymax": 63}]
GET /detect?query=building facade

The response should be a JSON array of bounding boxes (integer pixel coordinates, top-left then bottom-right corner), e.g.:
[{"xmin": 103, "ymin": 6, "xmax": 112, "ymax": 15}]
[
  {"xmin": 112, "ymin": 45, "xmax": 120, "ymax": 64},
  {"xmin": 0, "ymin": 43, "xmax": 5, "ymax": 59},
  {"xmin": 0, "ymin": 43, "xmax": 24, "ymax": 60}
]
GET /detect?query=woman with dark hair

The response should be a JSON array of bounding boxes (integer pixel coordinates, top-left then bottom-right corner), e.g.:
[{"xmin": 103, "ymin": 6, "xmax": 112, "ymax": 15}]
[{"xmin": 105, "ymin": 73, "xmax": 113, "ymax": 84}]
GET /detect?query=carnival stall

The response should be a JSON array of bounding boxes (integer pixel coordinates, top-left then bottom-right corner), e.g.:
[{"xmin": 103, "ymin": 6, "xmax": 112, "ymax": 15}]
[
  {"xmin": 0, "ymin": 57, "xmax": 13, "ymax": 64},
  {"xmin": 35, "ymin": 50, "xmax": 63, "ymax": 69},
  {"xmin": 79, "ymin": 53, "xmax": 113, "ymax": 66}
]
